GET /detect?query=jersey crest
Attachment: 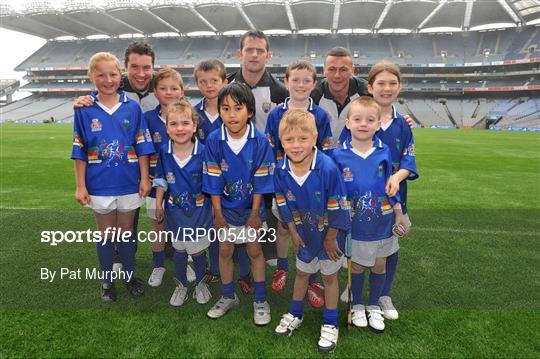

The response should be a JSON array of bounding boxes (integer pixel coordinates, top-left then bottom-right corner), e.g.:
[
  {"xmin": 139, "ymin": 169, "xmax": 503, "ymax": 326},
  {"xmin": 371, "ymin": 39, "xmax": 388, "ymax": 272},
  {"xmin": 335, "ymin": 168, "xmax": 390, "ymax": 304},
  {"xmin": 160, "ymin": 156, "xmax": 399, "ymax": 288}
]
[{"xmin": 90, "ymin": 118, "xmax": 102, "ymax": 132}]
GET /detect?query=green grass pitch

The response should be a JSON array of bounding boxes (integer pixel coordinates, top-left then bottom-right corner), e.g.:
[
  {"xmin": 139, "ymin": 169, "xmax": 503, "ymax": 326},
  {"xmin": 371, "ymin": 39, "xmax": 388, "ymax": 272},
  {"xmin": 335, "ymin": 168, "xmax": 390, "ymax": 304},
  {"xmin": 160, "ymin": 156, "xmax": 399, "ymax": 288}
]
[{"xmin": 0, "ymin": 124, "xmax": 538, "ymax": 357}]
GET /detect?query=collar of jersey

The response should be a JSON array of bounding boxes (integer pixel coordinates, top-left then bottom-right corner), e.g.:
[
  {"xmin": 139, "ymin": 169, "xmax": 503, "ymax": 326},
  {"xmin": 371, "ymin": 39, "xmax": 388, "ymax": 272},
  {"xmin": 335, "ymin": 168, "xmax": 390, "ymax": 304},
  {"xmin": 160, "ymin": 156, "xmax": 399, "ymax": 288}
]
[
  {"xmin": 90, "ymin": 90, "xmax": 128, "ymax": 104},
  {"xmin": 341, "ymin": 136, "xmax": 383, "ymax": 151},
  {"xmin": 235, "ymin": 69, "xmax": 272, "ymax": 88},
  {"xmin": 282, "ymin": 97, "xmax": 314, "ymax": 111},
  {"xmin": 166, "ymin": 138, "xmax": 201, "ymax": 156},
  {"xmin": 219, "ymin": 123, "xmax": 255, "ymax": 141},
  {"xmin": 281, "ymin": 147, "xmax": 319, "ymax": 171}
]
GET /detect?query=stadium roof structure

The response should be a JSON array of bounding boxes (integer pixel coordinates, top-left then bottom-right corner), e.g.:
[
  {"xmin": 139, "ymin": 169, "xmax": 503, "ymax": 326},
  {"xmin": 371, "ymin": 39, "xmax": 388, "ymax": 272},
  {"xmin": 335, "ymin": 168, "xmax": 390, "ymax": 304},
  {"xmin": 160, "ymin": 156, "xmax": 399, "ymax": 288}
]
[{"xmin": 0, "ymin": 0, "xmax": 539, "ymax": 39}]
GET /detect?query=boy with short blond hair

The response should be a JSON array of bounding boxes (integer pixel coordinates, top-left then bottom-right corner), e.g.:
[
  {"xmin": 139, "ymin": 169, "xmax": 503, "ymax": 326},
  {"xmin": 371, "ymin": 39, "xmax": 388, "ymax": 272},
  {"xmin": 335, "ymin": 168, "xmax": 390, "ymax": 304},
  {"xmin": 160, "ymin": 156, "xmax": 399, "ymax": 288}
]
[{"xmin": 273, "ymin": 108, "xmax": 350, "ymax": 353}]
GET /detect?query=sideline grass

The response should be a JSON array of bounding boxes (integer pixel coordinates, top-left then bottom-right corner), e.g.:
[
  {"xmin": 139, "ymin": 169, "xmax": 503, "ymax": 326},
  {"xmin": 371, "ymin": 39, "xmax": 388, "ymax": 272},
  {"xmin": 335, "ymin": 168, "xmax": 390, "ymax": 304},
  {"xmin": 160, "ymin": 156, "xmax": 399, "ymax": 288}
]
[{"xmin": 1, "ymin": 124, "xmax": 539, "ymax": 357}]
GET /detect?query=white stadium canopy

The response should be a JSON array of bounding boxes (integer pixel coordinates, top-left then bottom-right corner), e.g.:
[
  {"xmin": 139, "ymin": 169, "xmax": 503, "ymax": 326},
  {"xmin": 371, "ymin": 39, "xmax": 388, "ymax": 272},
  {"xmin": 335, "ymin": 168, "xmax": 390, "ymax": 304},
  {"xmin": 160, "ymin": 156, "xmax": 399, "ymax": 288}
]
[{"xmin": 0, "ymin": 0, "xmax": 538, "ymax": 39}]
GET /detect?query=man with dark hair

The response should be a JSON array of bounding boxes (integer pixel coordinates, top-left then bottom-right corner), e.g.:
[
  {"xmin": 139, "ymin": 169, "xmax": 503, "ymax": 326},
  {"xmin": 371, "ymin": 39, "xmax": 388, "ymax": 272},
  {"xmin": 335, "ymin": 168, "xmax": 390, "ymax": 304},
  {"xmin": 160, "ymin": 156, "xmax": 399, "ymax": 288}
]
[
  {"xmin": 227, "ymin": 30, "xmax": 288, "ymax": 132},
  {"xmin": 311, "ymin": 46, "xmax": 412, "ymax": 141},
  {"xmin": 121, "ymin": 42, "xmax": 159, "ymax": 112},
  {"xmin": 310, "ymin": 47, "xmax": 369, "ymax": 141},
  {"xmin": 75, "ymin": 41, "xmax": 158, "ymax": 112}
]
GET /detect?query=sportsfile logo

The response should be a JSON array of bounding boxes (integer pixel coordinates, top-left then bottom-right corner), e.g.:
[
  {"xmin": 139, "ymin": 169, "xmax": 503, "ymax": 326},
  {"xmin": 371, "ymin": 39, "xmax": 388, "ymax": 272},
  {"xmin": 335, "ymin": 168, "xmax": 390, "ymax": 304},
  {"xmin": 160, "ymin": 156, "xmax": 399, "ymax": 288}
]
[{"xmin": 40, "ymin": 226, "xmax": 276, "ymax": 246}]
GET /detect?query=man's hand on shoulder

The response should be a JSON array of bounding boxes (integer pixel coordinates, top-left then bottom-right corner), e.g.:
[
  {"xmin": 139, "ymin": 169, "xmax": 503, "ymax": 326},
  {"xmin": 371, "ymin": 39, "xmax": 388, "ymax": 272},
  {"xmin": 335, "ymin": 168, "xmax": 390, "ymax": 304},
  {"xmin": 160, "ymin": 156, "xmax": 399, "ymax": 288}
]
[{"xmin": 73, "ymin": 95, "xmax": 94, "ymax": 109}]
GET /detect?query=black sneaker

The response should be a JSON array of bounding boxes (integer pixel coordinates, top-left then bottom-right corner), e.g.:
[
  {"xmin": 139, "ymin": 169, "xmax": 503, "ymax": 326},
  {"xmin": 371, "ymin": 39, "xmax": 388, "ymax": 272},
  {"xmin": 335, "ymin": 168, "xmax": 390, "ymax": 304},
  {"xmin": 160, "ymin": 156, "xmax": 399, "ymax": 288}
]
[
  {"xmin": 125, "ymin": 277, "xmax": 144, "ymax": 297},
  {"xmin": 101, "ymin": 282, "xmax": 117, "ymax": 302}
]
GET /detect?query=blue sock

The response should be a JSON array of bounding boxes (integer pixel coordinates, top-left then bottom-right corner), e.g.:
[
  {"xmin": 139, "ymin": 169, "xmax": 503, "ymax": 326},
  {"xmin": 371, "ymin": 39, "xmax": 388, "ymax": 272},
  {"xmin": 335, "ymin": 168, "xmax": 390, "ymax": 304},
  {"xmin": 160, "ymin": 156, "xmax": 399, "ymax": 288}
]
[
  {"xmin": 221, "ymin": 282, "xmax": 235, "ymax": 299},
  {"xmin": 323, "ymin": 308, "xmax": 339, "ymax": 327},
  {"xmin": 382, "ymin": 251, "xmax": 399, "ymax": 296},
  {"xmin": 253, "ymin": 281, "xmax": 266, "ymax": 303},
  {"xmin": 173, "ymin": 250, "xmax": 188, "ymax": 286},
  {"xmin": 289, "ymin": 299, "xmax": 304, "ymax": 319},
  {"xmin": 237, "ymin": 245, "xmax": 250, "ymax": 278},
  {"xmin": 208, "ymin": 240, "xmax": 219, "ymax": 275},
  {"xmin": 118, "ymin": 238, "xmax": 136, "ymax": 283},
  {"xmin": 368, "ymin": 272, "xmax": 386, "ymax": 306},
  {"xmin": 152, "ymin": 251, "xmax": 165, "ymax": 268},
  {"xmin": 308, "ymin": 273, "xmax": 317, "ymax": 285},
  {"xmin": 277, "ymin": 257, "xmax": 289, "ymax": 272},
  {"xmin": 351, "ymin": 272, "xmax": 365, "ymax": 306},
  {"xmin": 192, "ymin": 252, "xmax": 207, "ymax": 285},
  {"xmin": 95, "ymin": 239, "xmax": 114, "ymax": 285}
]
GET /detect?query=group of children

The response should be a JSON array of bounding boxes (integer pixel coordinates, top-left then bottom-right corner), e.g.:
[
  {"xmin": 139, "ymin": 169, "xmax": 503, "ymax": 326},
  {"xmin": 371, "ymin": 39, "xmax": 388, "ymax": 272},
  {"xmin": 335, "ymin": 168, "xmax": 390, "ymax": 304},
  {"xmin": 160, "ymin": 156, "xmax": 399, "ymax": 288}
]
[{"xmin": 71, "ymin": 52, "xmax": 417, "ymax": 353}]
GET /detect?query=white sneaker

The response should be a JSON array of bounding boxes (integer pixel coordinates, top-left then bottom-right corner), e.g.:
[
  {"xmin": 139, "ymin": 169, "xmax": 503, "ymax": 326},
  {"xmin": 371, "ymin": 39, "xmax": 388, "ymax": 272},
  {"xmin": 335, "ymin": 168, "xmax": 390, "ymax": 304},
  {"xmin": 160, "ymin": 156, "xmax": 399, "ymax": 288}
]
[
  {"xmin": 186, "ymin": 264, "xmax": 196, "ymax": 283},
  {"xmin": 275, "ymin": 313, "xmax": 302, "ymax": 336},
  {"xmin": 351, "ymin": 304, "xmax": 367, "ymax": 328},
  {"xmin": 169, "ymin": 279, "xmax": 188, "ymax": 307},
  {"xmin": 193, "ymin": 281, "xmax": 212, "ymax": 304},
  {"xmin": 253, "ymin": 301, "xmax": 271, "ymax": 326},
  {"xmin": 366, "ymin": 305, "xmax": 385, "ymax": 332},
  {"xmin": 340, "ymin": 286, "xmax": 350, "ymax": 303},
  {"xmin": 379, "ymin": 296, "xmax": 399, "ymax": 320},
  {"xmin": 148, "ymin": 267, "xmax": 166, "ymax": 287},
  {"xmin": 207, "ymin": 295, "xmax": 239, "ymax": 319},
  {"xmin": 317, "ymin": 325, "xmax": 338, "ymax": 353}
]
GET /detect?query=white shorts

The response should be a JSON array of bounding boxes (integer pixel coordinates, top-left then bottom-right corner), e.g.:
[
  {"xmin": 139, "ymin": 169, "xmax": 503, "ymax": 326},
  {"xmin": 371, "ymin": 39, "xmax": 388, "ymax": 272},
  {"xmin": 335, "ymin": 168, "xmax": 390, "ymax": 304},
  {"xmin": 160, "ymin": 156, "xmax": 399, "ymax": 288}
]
[
  {"xmin": 217, "ymin": 223, "xmax": 268, "ymax": 245},
  {"xmin": 296, "ymin": 255, "xmax": 343, "ymax": 276},
  {"xmin": 172, "ymin": 233, "xmax": 211, "ymax": 255},
  {"xmin": 88, "ymin": 193, "xmax": 144, "ymax": 214},
  {"xmin": 145, "ymin": 196, "xmax": 158, "ymax": 220},
  {"xmin": 351, "ymin": 236, "xmax": 399, "ymax": 267}
]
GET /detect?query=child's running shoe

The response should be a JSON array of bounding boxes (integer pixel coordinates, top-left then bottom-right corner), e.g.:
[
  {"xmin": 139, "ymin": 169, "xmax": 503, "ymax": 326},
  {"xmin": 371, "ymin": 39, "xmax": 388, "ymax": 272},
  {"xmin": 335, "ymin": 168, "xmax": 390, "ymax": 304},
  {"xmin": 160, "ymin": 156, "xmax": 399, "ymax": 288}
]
[
  {"xmin": 193, "ymin": 281, "xmax": 212, "ymax": 304},
  {"xmin": 378, "ymin": 296, "xmax": 399, "ymax": 320},
  {"xmin": 307, "ymin": 283, "xmax": 325, "ymax": 308},
  {"xmin": 100, "ymin": 282, "xmax": 117, "ymax": 302},
  {"xmin": 170, "ymin": 279, "xmax": 188, "ymax": 307},
  {"xmin": 317, "ymin": 325, "xmax": 338, "ymax": 353},
  {"xmin": 271, "ymin": 269, "xmax": 288, "ymax": 293},
  {"xmin": 125, "ymin": 277, "xmax": 144, "ymax": 297},
  {"xmin": 148, "ymin": 267, "xmax": 166, "ymax": 287},
  {"xmin": 351, "ymin": 304, "xmax": 367, "ymax": 328},
  {"xmin": 275, "ymin": 313, "xmax": 302, "ymax": 336},
  {"xmin": 253, "ymin": 301, "xmax": 271, "ymax": 326},
  {"xmin": 366, "ymin": 305, "xmax": 385, "ymax": 332},
  {"xmin": 186, "ymin": 264, "xmax": 196, "ymax": 283},
  {"xmin": 207, "ymin": 295, "xmax": 239, "ymax": 319},
  {"xmin": 238, "ymin": 273, "xmax": 253, "ymax": 294}
]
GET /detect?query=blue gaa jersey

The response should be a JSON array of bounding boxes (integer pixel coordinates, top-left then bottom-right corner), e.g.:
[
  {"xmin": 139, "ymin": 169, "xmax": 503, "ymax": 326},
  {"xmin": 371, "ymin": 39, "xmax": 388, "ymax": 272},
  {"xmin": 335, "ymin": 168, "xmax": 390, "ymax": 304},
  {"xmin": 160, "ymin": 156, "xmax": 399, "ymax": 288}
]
[
  {"xmin": 71, "ymin": 91, "xmax": 154, "ymax": 196},
  {"xmin": 144, "ymin": 105, "xmax": 168, "ymax": 197},
  {"xmin": 153, "ymin": 139, "xmax": 212, "ymax": 232},
  {"xmin": 265, "ymin": 97, "xmax": 334, "ymax": 162},
  {"xmin": 195, "ymin": 98, "xmax": 222, "ymax": 144},
  {"xmin": 202, "ymin": 123, "xmax": 275, "ymax": 226},
  {"xmin": 338, "ymin": 106, "xmax": 418, "ymax": 213},
  {"xmin": 332, "ymin": 138, "xmax": 400, "ymax": 241},
  {"xmin": 274, "ymin": 148, "xmax": 350, "ymax": 263}
]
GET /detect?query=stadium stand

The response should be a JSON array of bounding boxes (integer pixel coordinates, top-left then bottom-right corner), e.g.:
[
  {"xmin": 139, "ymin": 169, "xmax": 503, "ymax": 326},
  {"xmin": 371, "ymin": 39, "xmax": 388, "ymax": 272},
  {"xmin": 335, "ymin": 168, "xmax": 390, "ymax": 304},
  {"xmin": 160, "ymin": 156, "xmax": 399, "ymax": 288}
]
[{"xmin": 1, "ymin": 1, "xmax": 538, "ymax": 129}]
